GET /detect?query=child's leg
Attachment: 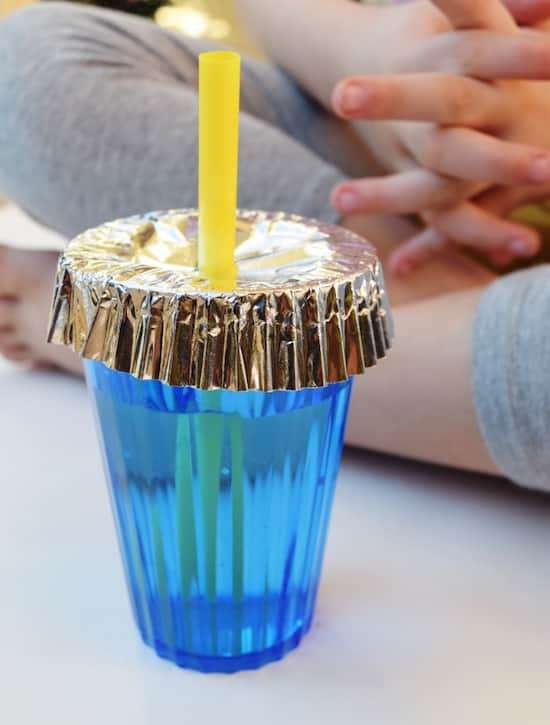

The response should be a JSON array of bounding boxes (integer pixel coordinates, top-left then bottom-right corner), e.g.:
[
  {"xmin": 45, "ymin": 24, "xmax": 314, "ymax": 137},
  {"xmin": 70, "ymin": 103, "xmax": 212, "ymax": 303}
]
[
  {"xmin": 346, "ymin": 285, "xmax": 498, "ymax": 476},
  {"xmin": 0, "ymin": 2, "xmax": 352, "ymax": 237},
  {"xmin": 0, "ymin": 1, "xmax": 348, "ymax": 368},
  {"xmin": 0, "ymin": 1, "xmax": 491, "ymax": 366},
  {"xmin": 2, "ymin": 3, "xmax": 526, "ymax": 489},
  {"xmin": 473, "ymin": 266, "xmax": 550, "ymax": 491},
  {"xmin": 349, "ymin": 265, "xmax": 550, "ymax": 492}
]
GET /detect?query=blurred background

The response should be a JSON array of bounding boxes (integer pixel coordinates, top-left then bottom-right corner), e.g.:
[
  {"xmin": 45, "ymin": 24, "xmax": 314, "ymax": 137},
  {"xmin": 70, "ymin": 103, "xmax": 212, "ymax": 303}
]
[
  {"xmin": 0, "ymin": 0, "xmax": 259, "ymax": 208},
  {"xmin": 0, "ymin": 0, "xmax": 260, "ymax": 54}
]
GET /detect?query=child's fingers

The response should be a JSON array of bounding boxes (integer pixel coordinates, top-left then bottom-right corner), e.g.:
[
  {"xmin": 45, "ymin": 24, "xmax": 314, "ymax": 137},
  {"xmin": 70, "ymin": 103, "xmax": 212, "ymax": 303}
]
[
  {"xmin": 477, "ymin": 182, "xmax": 550, "ymax": 217},
  {"xmin": 332, "ymin": 75, "xmax": 507, "ymax": 126},
  {"xmin": 331, "ymin": 170, "xmax": 471, "ymax": 215},
  {"xmin": 405, "ymin": 127, "xmax": 550, "ymax": 186},
  {"xmin": 429, "ymin": 201, "xmax": 541, "ymax": 255},
  {"xmin": 388, "ymin": 227, "xmax": 450, "ymax": 275},
  {"xmin": 430, "ymin": 0, "xmax": 516, "ymax": 30},
  {"xmin": 399, "ymin": 30, "xmax": 550, "ymax": 80},
  {"xmin": 389, "ymin": 201, "xmax": 540, "ymax": 274},
  {"xmin": 389, "ymin": 202, "xmax": 540, "ymax": 275},
  {"xmin": 504, "ymin": 0, "xmax": 550, "ymax": 24}
]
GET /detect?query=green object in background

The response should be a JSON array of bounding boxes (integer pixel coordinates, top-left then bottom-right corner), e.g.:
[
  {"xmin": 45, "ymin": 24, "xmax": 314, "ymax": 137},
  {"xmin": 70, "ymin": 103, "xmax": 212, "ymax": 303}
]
[
  {"xmin": 510, "ymin": 201, "xmax": 550, "ymax": 230},
  {"xmin": 510, "ymin": 201, "xmax": 550, "ymax": 252}
]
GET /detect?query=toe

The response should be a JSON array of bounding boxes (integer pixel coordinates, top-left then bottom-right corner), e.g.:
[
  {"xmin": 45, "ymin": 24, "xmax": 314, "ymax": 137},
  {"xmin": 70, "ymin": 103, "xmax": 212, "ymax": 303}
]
[
  {"xmin": 0, "ymin": 245, "xmax": 22, "ymax": 297},
  {"xmin": 0, "ymin": 343, "xmax": 33, "ymax": 364},
  {"xmin": 0, "ymin": 298, "xmax": 17, "ymax": 327},
  {"xmin": 0, "ymin": 326, "xmax": 17, "ymax": 345},
  {"xmin": 0, "ymin": 246, "xmax": 13, "ymax": 293}
]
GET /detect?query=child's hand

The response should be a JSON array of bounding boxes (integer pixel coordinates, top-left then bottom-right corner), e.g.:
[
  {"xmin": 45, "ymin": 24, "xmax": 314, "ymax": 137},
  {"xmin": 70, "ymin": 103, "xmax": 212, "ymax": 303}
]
[{"xmin": 330, "ymin": 0, "xmax": 550, "ymax": 272}]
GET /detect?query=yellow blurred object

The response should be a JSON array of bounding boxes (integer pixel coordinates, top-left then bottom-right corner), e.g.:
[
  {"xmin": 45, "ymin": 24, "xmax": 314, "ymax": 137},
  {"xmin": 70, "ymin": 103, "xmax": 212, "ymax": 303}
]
[
  {"xmin": 1, "ymin": 0, "xmax": 260, "ymax": 54},
  {"xmin": 156, "ymin": 1, "xmax": 261, "ymax": 56},
  {"xmin": 1, "ymin": 0, "xmax": 34, "ymax": 18},
  {"xmin": 155, "ymin": 5, "xmax": 229, "ymax": 39},
  {"xmin": 198, "ymin": 51, "xmax": 241, "ymax": 286}
]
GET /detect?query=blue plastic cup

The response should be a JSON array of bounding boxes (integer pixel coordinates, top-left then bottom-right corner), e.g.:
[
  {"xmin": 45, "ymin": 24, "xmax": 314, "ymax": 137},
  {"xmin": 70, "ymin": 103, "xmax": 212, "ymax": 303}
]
[{"xmin": 85, "ymin": 360, "xmax": 352, "ymax": 673}]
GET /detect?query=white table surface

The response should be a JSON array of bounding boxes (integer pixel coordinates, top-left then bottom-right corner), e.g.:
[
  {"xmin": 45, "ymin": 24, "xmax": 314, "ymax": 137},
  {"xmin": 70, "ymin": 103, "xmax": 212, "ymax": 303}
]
[
  {"xmin": 2, "ymin": 358, "xmax": 550, "ymax": 725},
  {"xmin": 1, "ymin": 202, "xmax": 550, "ymax": 723}
]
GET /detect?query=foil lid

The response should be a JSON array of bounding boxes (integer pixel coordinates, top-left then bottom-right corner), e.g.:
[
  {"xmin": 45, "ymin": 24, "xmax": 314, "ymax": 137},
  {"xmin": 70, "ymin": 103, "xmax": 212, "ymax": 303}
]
[{"xmin": 48, "ymin": 210, "xmax": 393, "ymax": 391}]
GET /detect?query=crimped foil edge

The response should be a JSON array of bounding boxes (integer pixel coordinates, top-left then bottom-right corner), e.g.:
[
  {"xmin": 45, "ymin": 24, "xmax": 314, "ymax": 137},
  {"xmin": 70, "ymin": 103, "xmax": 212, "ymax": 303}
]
[{"xmin": 48, "ymin": 211, "xmax": 393, "ymax": 391}]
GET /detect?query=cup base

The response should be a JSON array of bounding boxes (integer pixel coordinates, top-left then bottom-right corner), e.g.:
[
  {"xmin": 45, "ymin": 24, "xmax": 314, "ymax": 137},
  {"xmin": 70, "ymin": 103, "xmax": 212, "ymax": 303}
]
[{"xmin": 138, "ymin": 619, "xmax": 313, "ymax": 674}]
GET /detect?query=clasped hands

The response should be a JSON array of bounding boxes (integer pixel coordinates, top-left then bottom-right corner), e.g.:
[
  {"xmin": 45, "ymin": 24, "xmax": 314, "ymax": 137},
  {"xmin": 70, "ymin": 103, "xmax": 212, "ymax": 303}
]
[{"xmin": 331, "ymin": 0, "xmax": 550, "ymax": 273}]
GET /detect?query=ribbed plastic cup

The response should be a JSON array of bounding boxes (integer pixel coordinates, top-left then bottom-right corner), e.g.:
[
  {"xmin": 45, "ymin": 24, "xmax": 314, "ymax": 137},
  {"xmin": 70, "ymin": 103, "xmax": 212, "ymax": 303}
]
[
  {"xmin": 48, "ymin": 209, "xmax": 392, "ymax": 672},
  {"xmin": 85, "ymin": 360, "xmax": 352, "ymax": 673}
]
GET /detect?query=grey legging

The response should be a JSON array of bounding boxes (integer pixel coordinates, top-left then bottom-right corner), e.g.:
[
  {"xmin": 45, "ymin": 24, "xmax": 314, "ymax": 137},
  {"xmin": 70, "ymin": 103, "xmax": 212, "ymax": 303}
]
[{"xmin": 1, "ymin": 2, "xmax": 549, "ymax": 491}]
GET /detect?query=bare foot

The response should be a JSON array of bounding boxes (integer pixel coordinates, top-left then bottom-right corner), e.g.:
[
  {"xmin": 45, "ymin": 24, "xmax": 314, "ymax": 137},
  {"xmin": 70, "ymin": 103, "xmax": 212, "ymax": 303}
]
[{"xmin": 0, "ymin": 245, "xmax": 82, "ymax": 375}]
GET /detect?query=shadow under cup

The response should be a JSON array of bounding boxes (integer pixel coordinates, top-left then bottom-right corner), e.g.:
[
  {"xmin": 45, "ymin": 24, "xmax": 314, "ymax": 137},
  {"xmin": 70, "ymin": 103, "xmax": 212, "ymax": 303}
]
[{"xmin": 85, "ymin": 360, "xmax": 353, "ymax": 673}]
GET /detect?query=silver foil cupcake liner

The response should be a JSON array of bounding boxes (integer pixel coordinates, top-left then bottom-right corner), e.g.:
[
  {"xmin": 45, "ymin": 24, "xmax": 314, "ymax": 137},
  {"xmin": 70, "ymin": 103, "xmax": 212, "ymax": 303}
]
[{"xmin": 48, "ymin": 209, "xmax": 393, "ymax": 391}]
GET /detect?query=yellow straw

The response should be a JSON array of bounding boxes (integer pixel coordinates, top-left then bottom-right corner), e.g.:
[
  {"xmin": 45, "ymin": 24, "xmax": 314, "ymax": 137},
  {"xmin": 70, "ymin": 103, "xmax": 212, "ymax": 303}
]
[
  {"xmin": 198, "ymin": 51, "xmax": 241, "ymax": 285},
  {"xmin": 194, "ymin": 53, "xmax": 243, "ymax": 644}
]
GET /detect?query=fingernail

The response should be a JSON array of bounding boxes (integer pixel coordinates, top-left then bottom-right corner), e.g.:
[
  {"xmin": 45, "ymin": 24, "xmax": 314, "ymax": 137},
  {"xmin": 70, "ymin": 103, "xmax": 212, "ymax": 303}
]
[
  {"xmin": 508, "ymin": 238, "xmax": 537, "ymax": 257},
  {"xmin": 336, "ymin": 189, "xmax": 360, "ymax": 213},
  {"xmin": 529, "ymin": 155, "xmax": 550, "ymax": 183},
  {"xmin": 340, "ymin": 82, "xmax": 366, "ymax": 114}
]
